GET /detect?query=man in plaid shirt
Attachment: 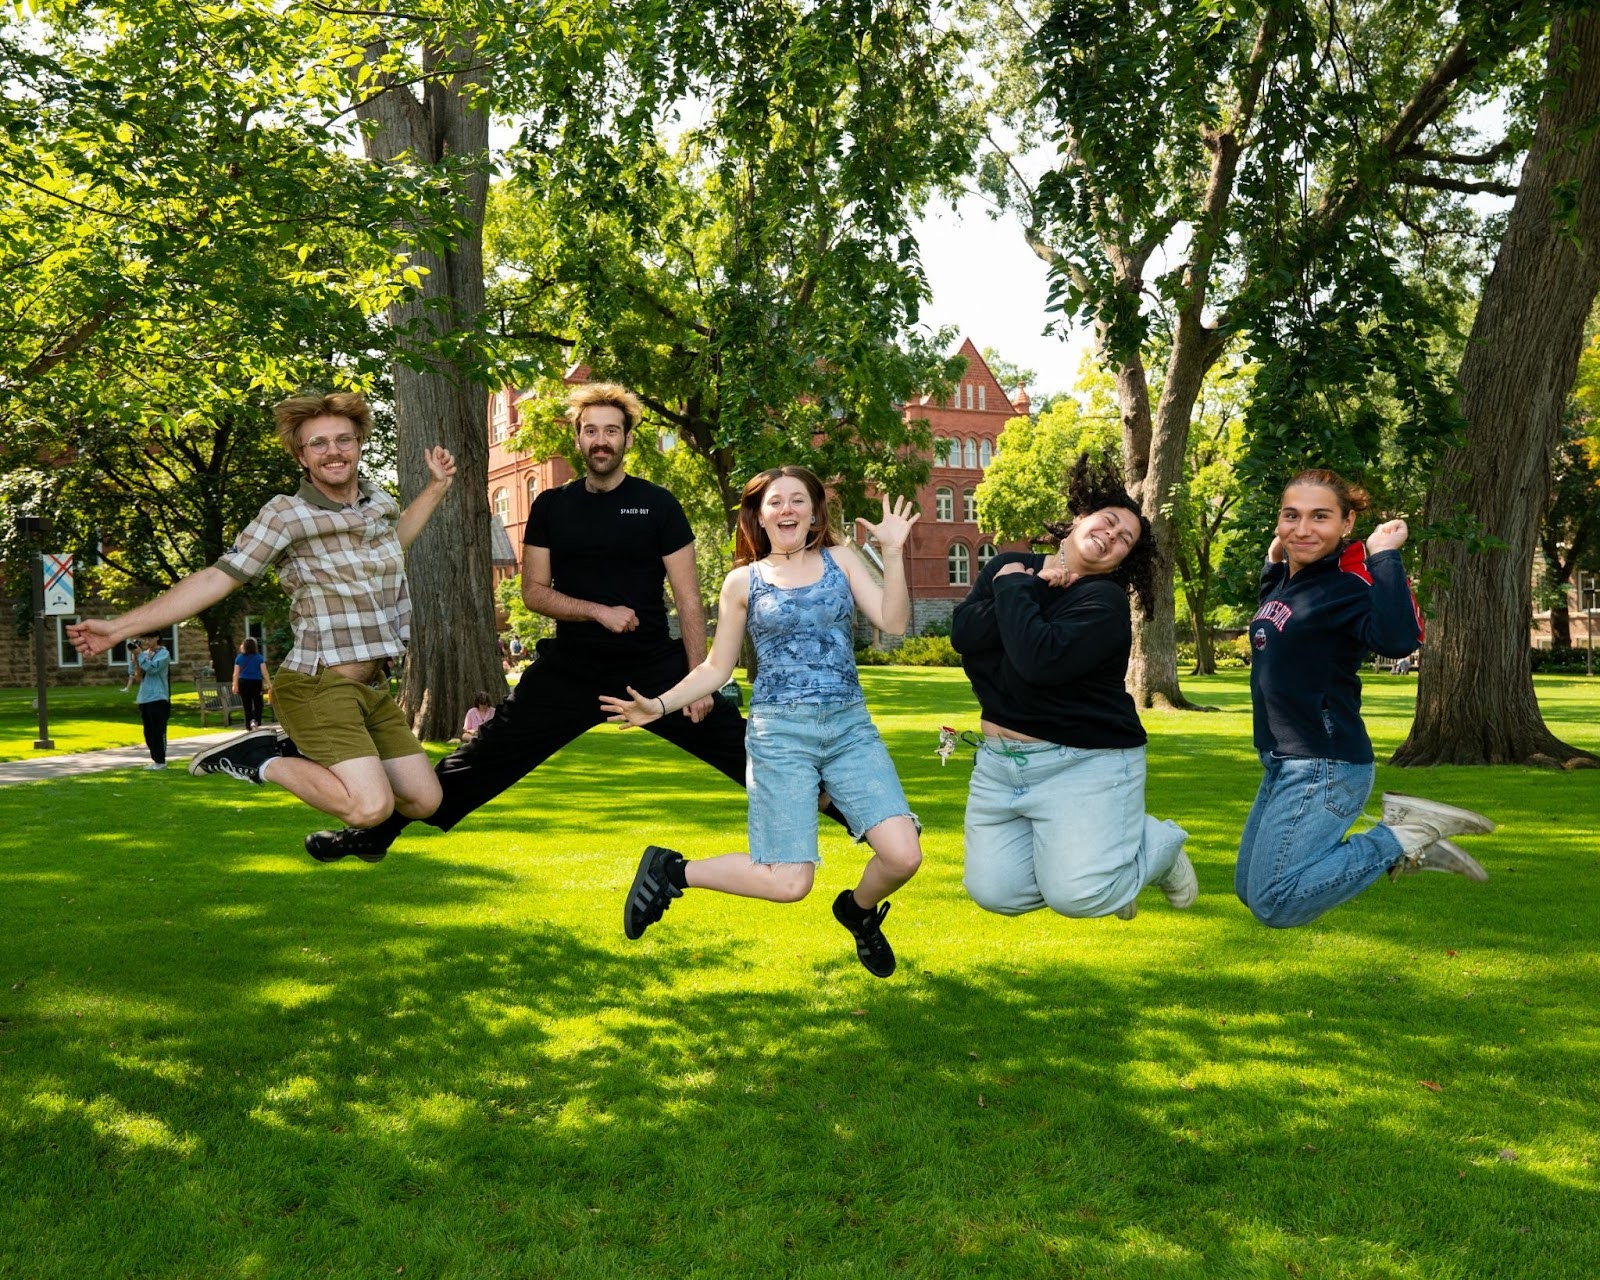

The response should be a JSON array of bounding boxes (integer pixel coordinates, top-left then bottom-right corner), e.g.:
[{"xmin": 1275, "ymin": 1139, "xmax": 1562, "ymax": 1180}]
[{"xmin": 68, "ymin": 392, "xmax": 456, "ymax": 836}]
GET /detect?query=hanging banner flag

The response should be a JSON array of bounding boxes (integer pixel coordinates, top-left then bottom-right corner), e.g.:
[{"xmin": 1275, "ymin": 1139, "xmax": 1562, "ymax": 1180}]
[{"xmin": 42, "ymin": 553, "xmax": 75, "ymax": 615}]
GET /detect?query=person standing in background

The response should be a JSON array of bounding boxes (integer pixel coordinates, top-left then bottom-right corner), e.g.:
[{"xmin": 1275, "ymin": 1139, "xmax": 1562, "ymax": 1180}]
[
  {"xmin": 233, "ymin": 636, "xmax": 271, "ymax": 731},
  {"xmin": 136, "ymin": 633, "xmax": 171, "ymax": 770}
]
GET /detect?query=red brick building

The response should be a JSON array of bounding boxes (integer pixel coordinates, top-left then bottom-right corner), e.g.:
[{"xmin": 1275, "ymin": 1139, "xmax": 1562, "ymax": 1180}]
[
  {"xmin": 484, "ymin": 366, "xmax": 585, "ymax": 583},
  {"xmin": 483, "ymin": 340, "xmax": 1031, "ymax": 636},
  {"xmin": 896, "ymin": 337, "xmax": 1029, "ymax": 634}
]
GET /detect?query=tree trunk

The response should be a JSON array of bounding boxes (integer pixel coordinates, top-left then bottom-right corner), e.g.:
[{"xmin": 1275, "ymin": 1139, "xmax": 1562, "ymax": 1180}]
[
  {"xmin": 198, "ymin": 605, "xmax": 242, "ymax": 682},
  {"xmin": 1551, "ymin": 599, "xmax": 1572, "ymax": 648},
  {"xmin": 1393, "ymin": 11, "xmax": 1600, "ymax": 768},
  {"xmin": 1128, "ymin": 314, "xmax": 1224, "ymax": 709},
  {"xmin": 358, "ymin": 40, "xmax": 506, "ymax": 740}
]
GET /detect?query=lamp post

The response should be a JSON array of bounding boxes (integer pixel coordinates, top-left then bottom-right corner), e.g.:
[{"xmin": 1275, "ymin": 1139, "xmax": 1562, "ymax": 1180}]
[
  {"xmin": 1584, "ymin": 570, "xmax": 1596, "ymax": 678},
  {"xmin": 16, "ymin": 517, "xmax": 56, "ymax": 749}
]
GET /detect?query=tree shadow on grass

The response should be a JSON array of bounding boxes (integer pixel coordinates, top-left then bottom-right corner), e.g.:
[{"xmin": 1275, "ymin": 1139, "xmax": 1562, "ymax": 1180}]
[
  {"xmin": 3, "ymin": 687, "xmax": 1597, "ymax": 1278},
  {"xmin": 4, "ymin": 922, "xmax": 1594, "ymax": 1278},
  {"xmin": 4, "ymin": 762, "xmax": 1596, "ymax": 1280}
]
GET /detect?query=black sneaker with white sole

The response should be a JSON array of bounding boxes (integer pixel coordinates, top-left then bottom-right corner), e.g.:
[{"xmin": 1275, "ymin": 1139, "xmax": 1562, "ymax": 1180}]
[
  {"xmin": 187, "ymin": 729, "xmax": 279, "ymax": 786},
  {"xmin": 304, "ymin": 826, "xmax": 392, "ymax": 864},
  {"xmin": 832, "ymin": 889, "xmax": 896, "ymax": 978}
]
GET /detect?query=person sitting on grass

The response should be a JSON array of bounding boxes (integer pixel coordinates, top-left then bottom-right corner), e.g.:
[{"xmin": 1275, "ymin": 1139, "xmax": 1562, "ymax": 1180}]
[
  {"xmin": 1236, "ymin": 468, "xmax": 1495, "ymax": 928},
  {"xmin": 67, "ymin": 392, "xmax": 455, "ymax": 841},
  {"xmin": 601, "ymin": 467, "xmax": 923, "ymax": 978},
  {"xmin": 950, "ymin": 454, "xmax": 1195, "ymax": 924},
  {"xmin": 461, "ymin": 691, "xmax": 496, "ymax": 741}
]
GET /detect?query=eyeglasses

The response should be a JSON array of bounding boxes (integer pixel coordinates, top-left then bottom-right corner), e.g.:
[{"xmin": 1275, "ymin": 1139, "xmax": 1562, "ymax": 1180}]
[{"xmin": 304, "ymin": 433, "xmax": 360, "ymax": 454}]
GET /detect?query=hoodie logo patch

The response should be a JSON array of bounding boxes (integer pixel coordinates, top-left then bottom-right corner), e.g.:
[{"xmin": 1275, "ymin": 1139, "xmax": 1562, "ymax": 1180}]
[{"xmin": 1252, "ymin": 600, "xmax": 1293, "ymax": 632}]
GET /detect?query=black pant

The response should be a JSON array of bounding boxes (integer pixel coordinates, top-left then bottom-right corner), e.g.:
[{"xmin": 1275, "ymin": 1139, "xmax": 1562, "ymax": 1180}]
[
  {"xmin": 237, "ymin": 679, "xmax": 264, "ymax": 728},
  {"xmin": 139, "ymin": 699, "xmax": 170, "ymax": 764},
  {"xmin": 381, "ymin": 645, "xmax": 749, "ymax": 839}
]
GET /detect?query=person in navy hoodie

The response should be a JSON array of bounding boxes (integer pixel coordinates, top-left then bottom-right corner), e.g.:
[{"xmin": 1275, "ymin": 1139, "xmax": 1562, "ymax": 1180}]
[{"xmin": 1237, "ymin": 469, "xmax": 1495, "ymax": 928}]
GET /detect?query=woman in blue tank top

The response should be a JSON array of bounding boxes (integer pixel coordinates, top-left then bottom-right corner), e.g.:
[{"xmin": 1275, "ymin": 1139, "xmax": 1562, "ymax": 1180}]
[{"xmin": 601, "ymin": 465, "xmax": 923, "ymax": 978}]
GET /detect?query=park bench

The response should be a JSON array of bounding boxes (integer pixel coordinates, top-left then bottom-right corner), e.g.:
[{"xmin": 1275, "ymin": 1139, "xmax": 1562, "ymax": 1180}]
[{"xmin": 194, "ymin": 671, "xmax": 274, "ymax": 727}]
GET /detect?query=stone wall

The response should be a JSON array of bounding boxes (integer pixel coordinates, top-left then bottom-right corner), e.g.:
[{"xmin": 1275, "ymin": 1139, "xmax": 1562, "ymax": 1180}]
[{"xmin": 2, "ymin": 595, "xmax": 219, "ymax": 689}]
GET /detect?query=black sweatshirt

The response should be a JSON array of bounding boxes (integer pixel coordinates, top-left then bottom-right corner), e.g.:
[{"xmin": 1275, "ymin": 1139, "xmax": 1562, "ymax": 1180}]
[
  {"xmin": 1248, "ymin": 542, "xmax": 1422, "ymax": 762},
  {"xmin": 950, "ymin": 551, "xmax": 1147, "ymax": 749}
]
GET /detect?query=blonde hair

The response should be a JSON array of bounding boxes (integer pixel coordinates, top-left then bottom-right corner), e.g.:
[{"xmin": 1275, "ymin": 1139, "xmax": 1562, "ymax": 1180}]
[
  {"xmin": 566, "ymin": 382, "xmax": 644, "ymax": 434},
  {"xmin": 274, "ymin": 392, "xmax": 373, "ymax": 459}
]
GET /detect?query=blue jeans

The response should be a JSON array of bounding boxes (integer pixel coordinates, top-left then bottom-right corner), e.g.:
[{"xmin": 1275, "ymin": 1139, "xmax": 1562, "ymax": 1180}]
[
  {"xmin": 1235, "ymin": 753, "xmax": 1405, "ymax": 928},
  {"xmin": 963, "ymin": 739, "xmax": 1187, "ymax": 918},
  {"xmin": 746, "ymin": 699, "xmax": 914, "ymax": 865}
]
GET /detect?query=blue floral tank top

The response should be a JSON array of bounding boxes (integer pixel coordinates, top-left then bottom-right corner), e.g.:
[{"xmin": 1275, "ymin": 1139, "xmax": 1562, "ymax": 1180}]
[{"xmin": 747, "ymin": 548, "xmax": 863, "ymax": 707}]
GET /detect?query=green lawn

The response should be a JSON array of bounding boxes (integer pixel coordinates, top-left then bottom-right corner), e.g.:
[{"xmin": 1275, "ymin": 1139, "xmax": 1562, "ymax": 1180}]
[
  {"xmin": 0, "ymin": 683, "xmax": 236, "ymax": 760},
  {"xmin": 1, "ymin": 670, "xmax": 1596, "ymax": 1278}
]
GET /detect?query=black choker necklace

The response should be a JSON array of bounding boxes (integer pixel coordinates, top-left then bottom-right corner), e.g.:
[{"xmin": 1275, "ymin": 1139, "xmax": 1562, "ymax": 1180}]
[{"xmin": 768, "ymin": 546, "xmax": 805, "ymax": 560}]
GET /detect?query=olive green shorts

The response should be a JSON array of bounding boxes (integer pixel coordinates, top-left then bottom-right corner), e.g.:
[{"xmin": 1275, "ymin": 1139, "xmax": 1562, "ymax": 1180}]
[{"xmin": 272, "ymin": 667, "xmax": 425, "ymax": 767}]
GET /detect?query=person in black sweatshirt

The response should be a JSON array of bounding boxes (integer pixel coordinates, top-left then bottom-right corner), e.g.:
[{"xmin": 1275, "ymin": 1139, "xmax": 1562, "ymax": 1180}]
[
  {"xmin": 951, "ymin": 456, "xmax": 1196, "ymax": 922},
  {"xmin": 1237, "ymin": 468, "xmax": 1496, "ymax": 928}
]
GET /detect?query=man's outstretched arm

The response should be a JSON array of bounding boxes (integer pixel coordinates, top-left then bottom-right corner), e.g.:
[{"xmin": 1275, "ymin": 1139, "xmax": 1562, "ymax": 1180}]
[{"xmin": 67, "ymin": 567, "xmax": 238, "ymax": 658}]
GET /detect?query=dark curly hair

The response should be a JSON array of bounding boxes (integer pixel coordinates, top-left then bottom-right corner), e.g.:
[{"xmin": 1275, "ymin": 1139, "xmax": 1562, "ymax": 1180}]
[{"xmin": 1038, "ymin": 453, "xmax": 1157, "ymax": 614}]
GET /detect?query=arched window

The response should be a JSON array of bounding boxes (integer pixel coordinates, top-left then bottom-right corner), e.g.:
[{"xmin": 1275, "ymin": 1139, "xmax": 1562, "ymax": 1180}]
[
  {"xmin": 526, "ymin": 474, "xmax": 540, "ymax": 508},
  {"xmin": 979, "ymin": 438, "xmax": 993, "ymax": 468},
  {"xmin": 948, "ymin": 542, "xmax": 971, "ymax": 586},
  {"xmin": 978, "ymin": 543, "xmax": 997, "ymax": 569},
  {"xmin": 962, "ymin": 489, "xmax": 976, "ymax": 523},
  {"xmin": 934, "ymin": 436, "xmax": 955, "ymax": 466},
  {"xmin": 963, "ymin": 439, "xmax": 979, "ymax": 469},
  {"xmin": 935, "ymin": 487, "xmax": 954, "ymax": 522},
  {"xmin": 493, "ymin": 488, "xmax": 509, "ymax": 521}
]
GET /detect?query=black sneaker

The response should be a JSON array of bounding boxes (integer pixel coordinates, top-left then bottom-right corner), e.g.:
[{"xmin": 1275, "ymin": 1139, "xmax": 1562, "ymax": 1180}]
[
  {"xmin": 187, "ymin": 729, "xmax": 279, "ymax": 786},
  {"xmin": 274, "ymin": 732, "xmax": 303, "ymax": 759},
  {"xmin": 832, "ymin": 889, "xmax": 896, "ymax": 978},
  {"xmin": 624, "ymin": 845, "xmax": 683, "ymax": 940},
  {"xmin": 304, "ymin": 826, "xmax": 391, "ymax": 864}
]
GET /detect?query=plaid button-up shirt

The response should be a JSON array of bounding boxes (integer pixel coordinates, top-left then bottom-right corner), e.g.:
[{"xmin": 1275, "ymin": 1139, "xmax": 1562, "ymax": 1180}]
[{"xmin": 215, "ymin": 477, "xmax": 410, "ymax": 675}]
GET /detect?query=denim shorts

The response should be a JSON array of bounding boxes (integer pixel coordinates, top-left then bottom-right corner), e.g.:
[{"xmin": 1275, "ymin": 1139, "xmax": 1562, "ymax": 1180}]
[{"xmin": 745, "ymin": 698, "xmax": 916, "ymax": 865}]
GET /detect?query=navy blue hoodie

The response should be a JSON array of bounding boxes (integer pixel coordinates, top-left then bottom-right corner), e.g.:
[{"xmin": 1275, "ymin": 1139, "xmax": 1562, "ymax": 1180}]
[{"xmin": 1248, "ymin": 542, "xmax": 1422, "ymax": 763}]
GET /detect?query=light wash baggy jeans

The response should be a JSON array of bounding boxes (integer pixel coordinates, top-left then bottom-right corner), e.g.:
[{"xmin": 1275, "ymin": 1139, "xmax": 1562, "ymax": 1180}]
[
  {"xmin": 1234, "ymin": 752, "xmax": 1406, "ymax": 929},
  {"xmin": 963, "ymin": 738, "xmax": 1188, "ymax": 918}
]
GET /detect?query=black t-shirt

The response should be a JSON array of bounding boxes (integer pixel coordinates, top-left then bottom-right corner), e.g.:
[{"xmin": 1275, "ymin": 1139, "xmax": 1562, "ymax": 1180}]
[{"xmin": 524, "ymin": 474, "xmax": 694, "ymax": 662}]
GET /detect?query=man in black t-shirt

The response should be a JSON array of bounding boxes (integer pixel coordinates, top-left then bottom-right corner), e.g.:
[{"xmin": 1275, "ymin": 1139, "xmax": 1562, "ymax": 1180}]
[{"xmin": 302, "ymin": 382, "xmax": 748, "ymax": 862}]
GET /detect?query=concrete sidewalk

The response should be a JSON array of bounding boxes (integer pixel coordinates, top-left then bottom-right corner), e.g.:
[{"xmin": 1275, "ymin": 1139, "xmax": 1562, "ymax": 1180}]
[{"xmin": 0, "ymin": 734, "xmax": 232, "ymax": 785}]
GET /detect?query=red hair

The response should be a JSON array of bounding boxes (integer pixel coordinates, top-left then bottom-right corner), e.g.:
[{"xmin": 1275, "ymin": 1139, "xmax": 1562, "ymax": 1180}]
[{"xmin": 733, "ymin": 466, "xmax": 839, "ymax": 566}]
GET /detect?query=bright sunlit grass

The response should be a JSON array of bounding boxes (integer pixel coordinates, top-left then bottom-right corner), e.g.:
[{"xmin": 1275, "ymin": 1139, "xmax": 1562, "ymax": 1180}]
[
  {"xmin": 0, "ymin": 683, "xmax": 234, "ymax": 760},
  {"xmin": 1, "ymin": 669, "xmax": 1596, "ymax": 1278}
]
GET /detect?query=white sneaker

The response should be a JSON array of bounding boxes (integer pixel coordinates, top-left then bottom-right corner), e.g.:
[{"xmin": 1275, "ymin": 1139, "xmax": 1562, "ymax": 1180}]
[
  {"xmin": 1382, "ymin": 793, "xmax": 1496, "ymax": 837},
  {"xmin": 1391, "ymin": 837, "xmax": 1489, "ymax": 882},
  {"xmin": 143, "ymin": 762, "xmax": 167, "ymax": 771},
  {"xmin": 1157, "ymin": 850, "xmax": 1199, "ymax": 909}
]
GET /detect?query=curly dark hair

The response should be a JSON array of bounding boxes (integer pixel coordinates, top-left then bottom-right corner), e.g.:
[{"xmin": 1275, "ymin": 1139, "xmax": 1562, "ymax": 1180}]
[{"xmin": 1038, "ymin": 453, "xmax": 1157, "ymax": 614}]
